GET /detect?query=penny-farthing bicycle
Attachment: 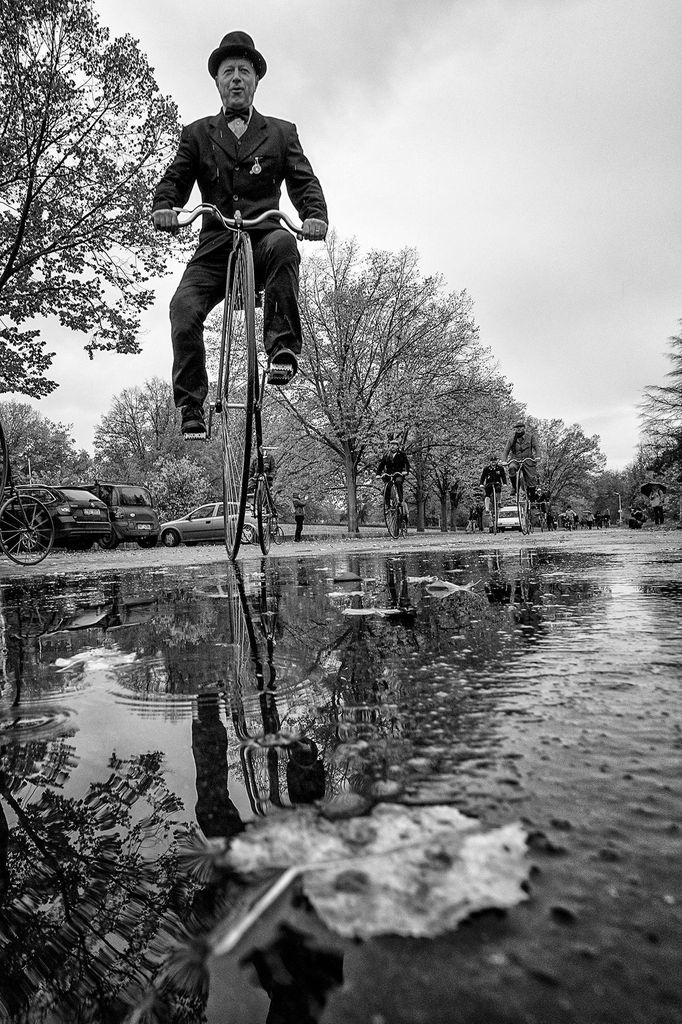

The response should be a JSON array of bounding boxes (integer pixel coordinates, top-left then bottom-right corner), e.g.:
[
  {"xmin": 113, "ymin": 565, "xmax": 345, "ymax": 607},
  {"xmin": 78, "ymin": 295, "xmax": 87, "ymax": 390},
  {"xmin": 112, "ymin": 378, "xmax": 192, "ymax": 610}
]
[
  {"xmin": 176, "ymin": 204, "xmax": 303, "ymax": 560},
  {"xmin": 0, "ymin": 418, "xmax": 54, "ymax": 565},
  {"xmin": 507, "ymin": 457, "xmax": 535, "ymax": 537}
]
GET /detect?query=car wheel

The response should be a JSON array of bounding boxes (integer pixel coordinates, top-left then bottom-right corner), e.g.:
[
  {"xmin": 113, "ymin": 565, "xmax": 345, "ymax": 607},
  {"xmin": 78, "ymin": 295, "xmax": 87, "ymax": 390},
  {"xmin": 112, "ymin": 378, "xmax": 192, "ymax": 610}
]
[
  {"xmin": 161, "ymin": 529, "xmax": 181, "ymax": 547},
  {"xmin": 98, "ymin": 532, "xmax": 119, "ymax": 550},
  {"xmin": 241, "ymin": 523, "xmax": 256, "ymax": 544},
  {"xmin": 137, "ymin": 536, "xmax": 158, "ymax": 548}
]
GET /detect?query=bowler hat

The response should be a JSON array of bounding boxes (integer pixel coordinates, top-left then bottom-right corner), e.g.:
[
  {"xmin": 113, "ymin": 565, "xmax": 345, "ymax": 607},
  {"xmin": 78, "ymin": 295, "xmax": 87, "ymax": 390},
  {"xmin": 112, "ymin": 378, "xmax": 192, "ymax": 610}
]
[{"xmin": 208, "ymin": 31, "xmax": 267, "ymax": 79}]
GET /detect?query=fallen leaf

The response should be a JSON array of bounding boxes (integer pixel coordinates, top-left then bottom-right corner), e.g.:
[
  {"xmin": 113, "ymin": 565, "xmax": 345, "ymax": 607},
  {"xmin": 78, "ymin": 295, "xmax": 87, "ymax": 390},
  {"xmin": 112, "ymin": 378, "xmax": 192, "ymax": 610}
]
[{"xmin": 222, "ymin": 803, "xmax": 528, "ymax": 940}]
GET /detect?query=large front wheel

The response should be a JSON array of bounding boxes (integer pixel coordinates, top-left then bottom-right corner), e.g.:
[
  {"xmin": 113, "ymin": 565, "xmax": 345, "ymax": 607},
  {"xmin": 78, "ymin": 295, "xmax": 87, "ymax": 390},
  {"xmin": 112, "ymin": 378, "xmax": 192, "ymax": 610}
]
[
  {"xmin": 220, "ymin": 237, "xmax": 257, "ymax": 560},
  {"xmin": 0, "ymin": 495, "xmax": 54, "ymax": 565},
  {"xmin": 384, "ymin": 481, "xmax": 400, "ymax": 539}
]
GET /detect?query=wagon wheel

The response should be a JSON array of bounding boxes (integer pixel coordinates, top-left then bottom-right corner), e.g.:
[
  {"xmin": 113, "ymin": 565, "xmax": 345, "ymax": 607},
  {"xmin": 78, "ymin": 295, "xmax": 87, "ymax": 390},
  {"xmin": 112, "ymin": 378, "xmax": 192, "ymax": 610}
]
[{"xmin": 0, "ymin": 494, "xmax": 54, "ymax": 566}]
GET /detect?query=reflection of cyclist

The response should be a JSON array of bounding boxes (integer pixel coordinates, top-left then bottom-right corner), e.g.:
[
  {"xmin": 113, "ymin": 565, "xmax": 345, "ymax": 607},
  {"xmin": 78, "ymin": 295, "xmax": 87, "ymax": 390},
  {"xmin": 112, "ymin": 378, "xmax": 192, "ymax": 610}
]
[
  {"xmin": 152, "ymin": 31, "xmax": 328, "ymax": 435},
  {"xmin": 192, "ymin": 693, "xmax": 245, "ymax": 840},
  {"xmin": 479, "ymin": 455, "xmax": 506, "ymax": 513},
  {"xmin": 504, "ymin": 418, "xmax": 538, "ymax": 500},
  {"xmin": 287, "ymin": 738, "xmax": 325, "ymax": 804},
  {"xmin": 378, "ymin": 445, "xmax": 410, "ymax": 509}
]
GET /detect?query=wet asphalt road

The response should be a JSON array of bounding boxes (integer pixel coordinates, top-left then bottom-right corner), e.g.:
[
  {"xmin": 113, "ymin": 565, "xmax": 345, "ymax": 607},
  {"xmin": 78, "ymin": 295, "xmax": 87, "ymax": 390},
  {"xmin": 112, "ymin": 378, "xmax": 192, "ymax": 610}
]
[{"xmin": 1, "ymin": 526, "xmax": 681, "ymax": 1024}]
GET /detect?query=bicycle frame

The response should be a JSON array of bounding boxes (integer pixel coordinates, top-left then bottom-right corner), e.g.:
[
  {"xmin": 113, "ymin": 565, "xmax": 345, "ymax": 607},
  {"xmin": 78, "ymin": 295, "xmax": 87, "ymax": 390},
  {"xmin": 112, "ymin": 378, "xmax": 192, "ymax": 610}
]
[{"xmin": 174, "ymin": 202, "xmax": 303, "ymax": 444}]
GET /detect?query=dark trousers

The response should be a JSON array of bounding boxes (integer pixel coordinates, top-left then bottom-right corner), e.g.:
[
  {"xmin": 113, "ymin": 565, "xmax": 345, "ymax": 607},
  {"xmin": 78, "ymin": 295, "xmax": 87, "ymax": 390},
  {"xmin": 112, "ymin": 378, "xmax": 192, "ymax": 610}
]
[
  {"xmin": 294, "ymin": 516, "xmax": 304, "ymax": 541},
  {"xmin": 169, "ymin": 228, "xmax": 301, "ymax": 409}
]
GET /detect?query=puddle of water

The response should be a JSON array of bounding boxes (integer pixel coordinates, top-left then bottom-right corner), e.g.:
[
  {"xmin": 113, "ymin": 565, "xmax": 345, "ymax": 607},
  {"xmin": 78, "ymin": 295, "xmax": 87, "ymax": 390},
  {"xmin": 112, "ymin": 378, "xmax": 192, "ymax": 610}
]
[{"xmin": 1, "ymin": 544, "xmax": 681, "ymax": 1022}]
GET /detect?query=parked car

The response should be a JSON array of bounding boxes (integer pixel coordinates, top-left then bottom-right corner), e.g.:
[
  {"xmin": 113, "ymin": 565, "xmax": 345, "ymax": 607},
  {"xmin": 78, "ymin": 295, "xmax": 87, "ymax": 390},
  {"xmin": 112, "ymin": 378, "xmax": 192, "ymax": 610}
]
[
  {"xmin": 496, "ymin": 504, "xmax": 522, "ymax": 531},
  {"xmin": 159, "ymin": 502, "xmax": 257, "ymax": 547},
  {"xmin": 77, "ymin": 481, "xmax": 160, "ymax": 548},
  {"xmin": 16, "ymin": 485, "xmax": 111, "ymax": 549}
]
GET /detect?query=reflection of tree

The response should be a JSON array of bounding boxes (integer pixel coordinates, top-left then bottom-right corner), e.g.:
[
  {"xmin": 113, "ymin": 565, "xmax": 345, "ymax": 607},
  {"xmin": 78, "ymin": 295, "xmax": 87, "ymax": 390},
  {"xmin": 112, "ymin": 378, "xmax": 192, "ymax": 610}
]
[{"xmin": 0, "ymin": 749, "xmax": 206, "ymax": 1023}]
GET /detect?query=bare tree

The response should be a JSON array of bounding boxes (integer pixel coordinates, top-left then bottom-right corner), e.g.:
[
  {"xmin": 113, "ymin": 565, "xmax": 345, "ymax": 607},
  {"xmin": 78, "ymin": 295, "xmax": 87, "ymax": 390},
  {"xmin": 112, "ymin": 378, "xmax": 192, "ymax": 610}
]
[
  {"xmin": 272, "ymin": 234, "xmax": 479, "ymax": 533},
  {"xmin": 535, "ymin": 417, "xmax": 606, "ymax": 505}
]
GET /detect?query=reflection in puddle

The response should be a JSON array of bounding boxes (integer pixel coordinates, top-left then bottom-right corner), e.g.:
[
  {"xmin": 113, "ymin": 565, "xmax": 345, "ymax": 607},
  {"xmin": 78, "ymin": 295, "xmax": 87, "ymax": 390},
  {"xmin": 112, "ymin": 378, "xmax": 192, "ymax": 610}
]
[{"xmin": 1, "ymin": 544, "xmax": 681, "ymax": 1022}]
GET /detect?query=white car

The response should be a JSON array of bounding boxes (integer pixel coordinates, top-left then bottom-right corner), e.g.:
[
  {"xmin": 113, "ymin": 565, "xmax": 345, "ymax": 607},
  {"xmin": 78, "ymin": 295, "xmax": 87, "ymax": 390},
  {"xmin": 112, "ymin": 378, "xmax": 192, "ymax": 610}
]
[
  {"xmin": 496, "ymin": 504, "xmax": 522, "ymax": 531},
  {"xmin": 160, "ymin": 502, "xmax": 257, "ymax": 547}
]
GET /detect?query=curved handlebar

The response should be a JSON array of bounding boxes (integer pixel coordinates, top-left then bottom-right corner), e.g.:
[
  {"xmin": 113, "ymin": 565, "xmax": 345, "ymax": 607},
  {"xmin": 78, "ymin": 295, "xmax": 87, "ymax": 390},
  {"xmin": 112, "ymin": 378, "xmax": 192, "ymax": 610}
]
[{"xmin": 172, "ymin": 203, "xmax": 304, "ymax": 239}]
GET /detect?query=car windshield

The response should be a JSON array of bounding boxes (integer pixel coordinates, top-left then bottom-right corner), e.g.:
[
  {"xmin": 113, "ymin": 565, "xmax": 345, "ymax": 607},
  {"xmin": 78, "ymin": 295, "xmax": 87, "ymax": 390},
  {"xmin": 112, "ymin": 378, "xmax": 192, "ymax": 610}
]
[
  {"xmin": 117, "ymin": 486, "xmax": 152, "ymax": 507},
  {"xmin": 59, "ymin": 488, "xmax": 103, "ymax": 503}
]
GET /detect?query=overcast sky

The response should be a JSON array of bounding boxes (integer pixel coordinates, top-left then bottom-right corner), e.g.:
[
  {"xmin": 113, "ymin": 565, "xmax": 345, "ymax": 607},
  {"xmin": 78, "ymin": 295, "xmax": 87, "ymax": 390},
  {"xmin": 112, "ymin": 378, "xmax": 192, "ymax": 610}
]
[{"xmin": 13, "ymin": 0, "xmax": 682, "ymax": 468}]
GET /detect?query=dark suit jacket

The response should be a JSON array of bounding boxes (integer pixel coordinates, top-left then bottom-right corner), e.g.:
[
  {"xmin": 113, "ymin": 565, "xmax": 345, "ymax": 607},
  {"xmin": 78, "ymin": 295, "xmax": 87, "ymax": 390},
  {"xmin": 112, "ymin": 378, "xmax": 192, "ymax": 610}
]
[{"xmin": 152, "ymin": 109, "xmax": 328, "ymax": 260}]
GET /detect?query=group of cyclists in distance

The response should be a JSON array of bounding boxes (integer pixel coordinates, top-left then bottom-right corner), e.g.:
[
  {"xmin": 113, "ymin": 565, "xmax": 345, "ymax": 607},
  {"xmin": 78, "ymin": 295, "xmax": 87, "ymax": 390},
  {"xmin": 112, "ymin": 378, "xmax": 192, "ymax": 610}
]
[{"xmin": 377, "ymin": 417, "xmax": 545, "ymax": 533}]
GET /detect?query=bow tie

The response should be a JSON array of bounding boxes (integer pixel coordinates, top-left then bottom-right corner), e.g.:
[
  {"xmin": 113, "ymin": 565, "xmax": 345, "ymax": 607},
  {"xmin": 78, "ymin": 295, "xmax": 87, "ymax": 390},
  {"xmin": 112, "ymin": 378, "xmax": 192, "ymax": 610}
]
[{"xmin": 225, "ymin": 107, "xmax": 250, "ymax": 123}]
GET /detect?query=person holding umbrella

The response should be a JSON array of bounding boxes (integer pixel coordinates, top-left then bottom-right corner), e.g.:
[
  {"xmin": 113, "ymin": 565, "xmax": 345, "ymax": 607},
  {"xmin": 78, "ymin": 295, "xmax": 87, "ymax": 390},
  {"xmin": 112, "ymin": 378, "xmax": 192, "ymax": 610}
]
[{"xmin": 641, "ymin": 481, "xmax": 667, "ymax": 526}]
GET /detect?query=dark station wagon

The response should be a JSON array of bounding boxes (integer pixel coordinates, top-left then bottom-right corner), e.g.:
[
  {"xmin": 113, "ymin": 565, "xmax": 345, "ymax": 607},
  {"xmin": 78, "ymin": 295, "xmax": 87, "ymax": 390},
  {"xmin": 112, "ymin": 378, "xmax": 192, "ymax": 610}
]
[
  {"xmin": 77, "ymin": 481, "xmax": 160, "ymax": 549},
  {"xmin": 16, "ymin": 486, "xmax": 112, "ymax": 549}
]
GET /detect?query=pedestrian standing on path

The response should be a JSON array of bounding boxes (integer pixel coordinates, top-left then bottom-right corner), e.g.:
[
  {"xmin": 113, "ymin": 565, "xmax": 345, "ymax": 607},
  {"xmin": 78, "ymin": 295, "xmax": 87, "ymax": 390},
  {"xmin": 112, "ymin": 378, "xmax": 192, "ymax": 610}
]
[{"xmin": 293, "ymin": 492, "xmax": 307, "ymax": 541}]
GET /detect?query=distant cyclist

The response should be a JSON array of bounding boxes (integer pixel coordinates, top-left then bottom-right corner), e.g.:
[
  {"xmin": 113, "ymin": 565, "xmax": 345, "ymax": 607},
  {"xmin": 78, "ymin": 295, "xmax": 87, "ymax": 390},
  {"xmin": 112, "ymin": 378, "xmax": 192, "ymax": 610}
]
[
  {"xmin": 247, "ymin": 448, "xmax": 276, "ymax": 495},
  {"xmin": 503, "ymin": 418, "xmax": 538, "ymax": 500},
  {"xmin": 378, "ymin": 443, "xmax": 410, "ymax": 511},
  {"xmin": 479, "ymin": 454, "xmax": 506, "ymax": 515}
]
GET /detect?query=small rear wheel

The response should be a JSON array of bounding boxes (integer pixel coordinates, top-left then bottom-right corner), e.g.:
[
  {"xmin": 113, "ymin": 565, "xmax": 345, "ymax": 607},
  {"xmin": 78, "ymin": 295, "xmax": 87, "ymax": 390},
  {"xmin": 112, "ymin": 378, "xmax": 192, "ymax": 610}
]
[
  {"xmin": 0, "ymin": 494, "xmax": 54, "ymax": 565},
  {"xmin": 273, "ymin": 523, "xmax": 285, "ymax": 545}
]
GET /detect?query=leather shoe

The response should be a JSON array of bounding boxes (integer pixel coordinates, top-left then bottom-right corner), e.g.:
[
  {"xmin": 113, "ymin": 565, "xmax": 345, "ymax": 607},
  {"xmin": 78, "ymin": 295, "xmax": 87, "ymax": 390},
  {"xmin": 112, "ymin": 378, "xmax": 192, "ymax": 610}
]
[{"xmin": 181, "ymin": 405, "xmax": 206, "ymax": 436}]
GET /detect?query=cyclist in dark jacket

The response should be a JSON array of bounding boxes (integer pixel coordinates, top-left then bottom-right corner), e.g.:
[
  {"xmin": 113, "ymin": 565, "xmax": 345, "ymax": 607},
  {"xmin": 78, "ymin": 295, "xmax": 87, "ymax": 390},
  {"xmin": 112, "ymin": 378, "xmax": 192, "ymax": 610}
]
[
  {"xmin": 480, "ymin": 455, "xmax": 506, "ymax": 515},
  {"xmin": 503, "ymin": 419, "xmax": 538, "ymax": 499},
  {"xmin": 378, "ymin": 446, "xmax": 410, "ymax": 507}
]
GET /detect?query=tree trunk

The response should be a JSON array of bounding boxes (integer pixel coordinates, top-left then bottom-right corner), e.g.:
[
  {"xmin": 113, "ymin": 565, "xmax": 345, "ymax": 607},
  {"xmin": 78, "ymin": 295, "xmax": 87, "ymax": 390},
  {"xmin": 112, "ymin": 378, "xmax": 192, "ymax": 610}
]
[
  {"xmin": 440, "ymin": 495, "xmax": 448, "ymax": 531},
  {"xmin": 414, "ymin": 474, "xmax": 426, "ymax": 532},
  {"xmin": 344, "ymin": 447, "xmax": 360, "ymax": 534}
]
